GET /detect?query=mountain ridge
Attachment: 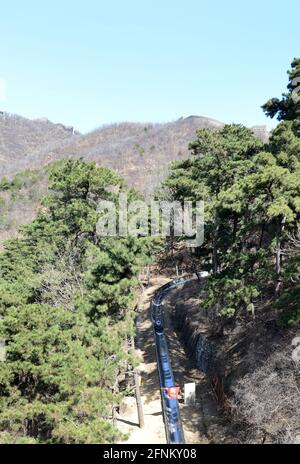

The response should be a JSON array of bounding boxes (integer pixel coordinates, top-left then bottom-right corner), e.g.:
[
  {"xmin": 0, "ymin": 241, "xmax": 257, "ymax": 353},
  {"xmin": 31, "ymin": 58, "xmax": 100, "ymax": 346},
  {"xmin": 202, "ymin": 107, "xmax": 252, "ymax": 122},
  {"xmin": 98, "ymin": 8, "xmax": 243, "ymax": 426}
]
[{"xmin": 0, "ymin": 112, "xmax": 270, "ymax": 196}]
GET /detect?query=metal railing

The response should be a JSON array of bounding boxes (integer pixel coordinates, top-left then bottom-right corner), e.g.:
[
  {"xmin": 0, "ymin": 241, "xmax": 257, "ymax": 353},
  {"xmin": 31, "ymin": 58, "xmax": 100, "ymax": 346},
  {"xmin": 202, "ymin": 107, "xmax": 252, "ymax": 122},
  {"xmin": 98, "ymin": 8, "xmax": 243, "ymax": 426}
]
[{"xmin": 151, "ymin": 275, "xmax": 198, "ymax": 444}]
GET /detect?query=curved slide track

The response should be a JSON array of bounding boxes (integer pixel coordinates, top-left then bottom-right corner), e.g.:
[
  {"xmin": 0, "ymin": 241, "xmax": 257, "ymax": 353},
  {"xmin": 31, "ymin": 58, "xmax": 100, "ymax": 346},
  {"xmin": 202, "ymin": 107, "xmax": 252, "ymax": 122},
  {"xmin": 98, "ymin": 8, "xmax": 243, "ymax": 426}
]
[{"xmin": 151, "ymin": 274, "xmax": 199, "ymax": 444}]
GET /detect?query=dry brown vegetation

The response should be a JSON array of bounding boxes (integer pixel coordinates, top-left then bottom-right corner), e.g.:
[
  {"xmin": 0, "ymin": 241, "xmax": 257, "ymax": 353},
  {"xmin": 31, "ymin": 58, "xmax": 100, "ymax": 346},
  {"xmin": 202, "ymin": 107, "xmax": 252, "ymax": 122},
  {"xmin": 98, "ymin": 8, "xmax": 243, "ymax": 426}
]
[
  {"xmin": 0, "ymin": 170, "xmax": 48, "ymax": 248},
  {"xmin": 0, "ymin": 112, "xmax": 269, "ymax": 246},
  {"xmin": 230, "ymin": 349, "xmax": 300, "ymax": 443},
  {"xmin": 0, "ymin": 112, "xmax": 269, "ymax": 196},
  {"xmin": 161, "ymin": 271, "xmax": 300, "ymax": 444},
  {"xmin": 0, "ymin": 113, "xmax": 78, "ymax": 178}
]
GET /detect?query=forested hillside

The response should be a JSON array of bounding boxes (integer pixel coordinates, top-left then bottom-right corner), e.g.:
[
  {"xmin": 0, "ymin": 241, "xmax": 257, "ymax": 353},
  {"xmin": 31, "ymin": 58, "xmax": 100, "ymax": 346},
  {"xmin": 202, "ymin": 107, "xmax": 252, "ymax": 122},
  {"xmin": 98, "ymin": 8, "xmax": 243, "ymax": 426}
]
[
  {"xmin": 1, "ymin": 113, "xmax": 269, "ymax": 195},
  {"xmin": 159, "ymin": 58, "xmax": 300, "ymax": 442},
  {"xmin": 0, "ymin": 114, "xmax": 79, "ymax": 178},
  {"xmin": 0, "ymin": 160, "xmax": 154, "ymax": 443},
  {"xmin": 0, "ymin": 58, "xmax": 299, "ymax": 445},
  {"xmin": 0, "ymin": 115, "xmax": 268, "ymax": 248},
  {"xmin": 161, "ymin": 58, "xmax": 300, "ymax": 325},
  {"xmin": 0, "ymin": 114, "xmax": 222, "ymax": 183}
]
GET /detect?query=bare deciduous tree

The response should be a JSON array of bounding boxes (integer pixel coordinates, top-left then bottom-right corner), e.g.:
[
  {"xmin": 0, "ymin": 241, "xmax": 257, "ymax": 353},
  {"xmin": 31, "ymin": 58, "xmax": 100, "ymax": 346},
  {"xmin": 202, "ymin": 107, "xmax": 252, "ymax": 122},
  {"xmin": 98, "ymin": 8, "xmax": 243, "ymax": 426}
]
[{"xmin": 230, "ymin": 349, "xmax": 300, "ymax": 443}]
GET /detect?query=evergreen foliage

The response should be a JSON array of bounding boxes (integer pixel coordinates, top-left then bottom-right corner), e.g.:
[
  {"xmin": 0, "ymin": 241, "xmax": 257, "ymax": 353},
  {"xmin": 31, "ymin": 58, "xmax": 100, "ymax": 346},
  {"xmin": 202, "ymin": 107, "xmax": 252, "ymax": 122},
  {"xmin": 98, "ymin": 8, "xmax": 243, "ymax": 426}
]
[
  {"xmin": 161, "ymin": 59, "xmax": 300, "ymax": 323},
  {"xmin": 0, "ymin": 159, "xmax": 152, "ymax": 443}
]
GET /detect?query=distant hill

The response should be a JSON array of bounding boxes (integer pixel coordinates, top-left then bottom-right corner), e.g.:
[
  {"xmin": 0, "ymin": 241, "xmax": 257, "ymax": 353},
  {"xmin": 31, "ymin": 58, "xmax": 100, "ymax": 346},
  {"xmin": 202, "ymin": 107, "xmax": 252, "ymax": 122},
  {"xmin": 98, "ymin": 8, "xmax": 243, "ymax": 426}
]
[
  {"xmin": 0, "ymin": 112, "xmax": 269, "ymax": 197},
  {"xmin": 45, "ymin": 116, "xmax": 226, "ymax": 197},
  {"xmin": 0, "ymin": 112, "xmax": 270, "ymax": 246},
  {"xmin": 0, "ymin": 112, "xmax": 80, "ymax": 178}
]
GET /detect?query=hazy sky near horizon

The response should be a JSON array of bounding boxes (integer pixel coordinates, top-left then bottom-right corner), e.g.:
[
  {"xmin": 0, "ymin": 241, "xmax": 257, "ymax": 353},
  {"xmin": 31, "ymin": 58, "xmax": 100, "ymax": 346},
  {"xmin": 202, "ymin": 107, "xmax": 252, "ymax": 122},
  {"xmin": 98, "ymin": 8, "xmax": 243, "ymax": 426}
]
[{"xmin": 0, "ymin": 0, "xmax": 299, "ymax": 133}]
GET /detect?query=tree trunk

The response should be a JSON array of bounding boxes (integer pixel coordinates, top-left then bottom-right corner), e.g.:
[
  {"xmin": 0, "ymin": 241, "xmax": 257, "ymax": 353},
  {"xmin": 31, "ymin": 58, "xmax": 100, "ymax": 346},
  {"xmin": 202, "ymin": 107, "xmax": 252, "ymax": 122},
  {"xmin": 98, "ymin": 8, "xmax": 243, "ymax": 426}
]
[
  {"xmin": 133, "ymin": 367, "xmax": 144, "ymax": 428},
  {"xmin": 130, "ymin": 336, "xmax": 144, "ymax": 428},
  {"xmin": 275, "ymin": 216, "xmax": 286, "ymax": 275},
  {"xmin": 242, "ymin": 208, "xmax": 249, "ymax": 253},
  {"xmin": 212, "ymin": 216, "xmax": 220, "ymax": 275},
  {"xmin": 112, "ymin": 405, "xmax": 117, "ymax": 428},
  {"xmin": 275, "ymin": 215, "xmax": 286, "ymax": 292},
  {"xmin": 259, "ymin": 222, "xmax": 265, "ymax": 249},
  {"xmin": 233, "ymin": 213, "xmax": 238, "ymax": 238}
]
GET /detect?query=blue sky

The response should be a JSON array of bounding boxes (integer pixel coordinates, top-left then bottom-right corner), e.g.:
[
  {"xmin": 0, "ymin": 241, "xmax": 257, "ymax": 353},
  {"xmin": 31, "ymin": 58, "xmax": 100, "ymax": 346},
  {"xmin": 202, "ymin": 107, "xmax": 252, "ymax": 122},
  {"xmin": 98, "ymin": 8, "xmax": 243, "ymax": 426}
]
[{"xmin": 0, "ymin": 0, "xmax": 299, "ymax": 133}]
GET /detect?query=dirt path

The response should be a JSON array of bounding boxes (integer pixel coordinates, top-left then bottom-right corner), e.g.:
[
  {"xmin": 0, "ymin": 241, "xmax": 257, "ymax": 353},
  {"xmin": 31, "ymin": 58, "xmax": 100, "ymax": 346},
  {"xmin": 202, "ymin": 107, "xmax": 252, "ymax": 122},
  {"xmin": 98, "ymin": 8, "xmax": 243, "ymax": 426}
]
[
  {"xmin": 117, "ymin": 277, "xmax": 169, "ymax": 444},
  {"xmin": 117, "ymin": 276, "xmax": 213, "ymax": 444},
  {"xmin": 163, "ymin": 289, "xmax": 209, "ymax": 444}
]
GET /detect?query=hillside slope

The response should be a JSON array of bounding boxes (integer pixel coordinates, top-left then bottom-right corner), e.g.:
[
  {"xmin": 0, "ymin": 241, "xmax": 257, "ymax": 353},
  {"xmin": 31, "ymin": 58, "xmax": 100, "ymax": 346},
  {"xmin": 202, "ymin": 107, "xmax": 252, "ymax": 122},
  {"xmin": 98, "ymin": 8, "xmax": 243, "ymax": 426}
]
[
  {"xmin": 0, "ymin": 112, "xmax": 80, "ymax": 178},
  {"xmin": 0, "ymin": 113, "xmax": 269, "ymax": 196},
  {"xmin": 0, "ymin": 113, "xmax": 269, "ymax": 246}
]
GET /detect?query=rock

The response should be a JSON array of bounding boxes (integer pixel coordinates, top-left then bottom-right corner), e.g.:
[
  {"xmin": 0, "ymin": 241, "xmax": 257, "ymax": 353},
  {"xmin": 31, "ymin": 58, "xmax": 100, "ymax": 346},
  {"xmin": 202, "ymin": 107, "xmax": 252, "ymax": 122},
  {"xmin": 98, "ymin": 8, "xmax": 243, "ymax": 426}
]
[
  {"xmin": 292, "ymin": 336, "xmax": 300, "ymax": 364},
  {"xmin": 119, "ymin": 396, "xmax": 136, "ymax": 416},
  {"xmin": 292, "ymin": 345, "xmax": 300, "ymax": 364}
]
